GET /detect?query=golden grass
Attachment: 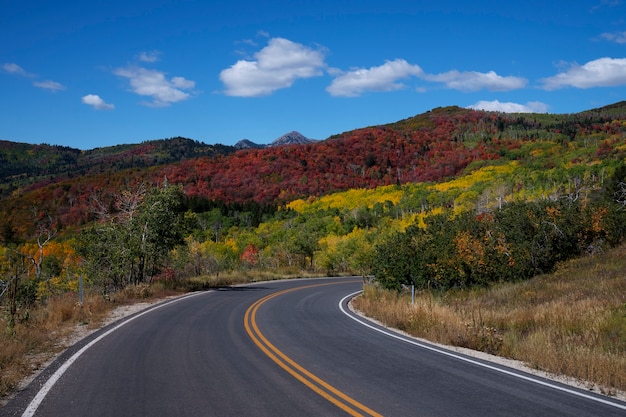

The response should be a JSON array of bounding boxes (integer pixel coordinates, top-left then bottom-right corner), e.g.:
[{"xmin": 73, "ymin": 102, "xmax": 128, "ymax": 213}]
[
  {"xmin": 353, "ymin": 244, "xmax": 626, "ymax": 394},
  {"xmin": 1, "ymin": 292, "xmax": 108, "ymax": 399}
]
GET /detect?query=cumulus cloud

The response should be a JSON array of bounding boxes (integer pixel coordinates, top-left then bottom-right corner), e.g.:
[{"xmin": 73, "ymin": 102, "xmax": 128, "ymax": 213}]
[
  {"xmin": 425, "ymin": 70, "xmax": 527, "ymax": 92},
  {"xmin": 468, "ymin": 100, "xmax": 549, "ymax": 113},
  {"xmin": 33, "ymin": 80, "xmax": 65, "ymax": 92},
  {"xmin": 114, "ymin": 66, "xmax": 195, "ymax": 106},
  {"xmin": 82, "ymin": 94, "xmax": 114, "ymax": 110},
  {"xmin": 3, "ymin": 62, "xmax": 34, "ymax": 77},
  {"xmin": 326, "ymin": 59, "xmax": 423, "ymax": 97},
  {"xmin": 540, "ymin": 57, "xmax": 626, "ymax": 90},
  {"xmin": 219, "ymin": 37, "xmax": 326, "ymax": 97}
]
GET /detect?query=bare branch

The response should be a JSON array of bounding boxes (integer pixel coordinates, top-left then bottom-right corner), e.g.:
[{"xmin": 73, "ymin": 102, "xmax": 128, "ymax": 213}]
[
  {"xmin": 116, "ymin": 183, "xmax": 147, "ymax": 222},
  {"xmin": 0, "ymin": 278, "xmax": 9, "ymax": 299},
  {"xmin": 561, "ymin": 176, "xmax": 587, "ymax": 204},
  {"xmin": 614, "ymin": 181, "xmax": 626, "ymax": 210},
  {"xmin": 90, "ymin": 193, "xmax": 111, "ymax": 221}
]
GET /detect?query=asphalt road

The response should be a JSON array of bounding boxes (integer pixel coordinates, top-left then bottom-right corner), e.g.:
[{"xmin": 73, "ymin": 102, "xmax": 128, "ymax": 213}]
[{"xmin": 4, "ymin": 277, "xmax": 626, "ymax": 416}]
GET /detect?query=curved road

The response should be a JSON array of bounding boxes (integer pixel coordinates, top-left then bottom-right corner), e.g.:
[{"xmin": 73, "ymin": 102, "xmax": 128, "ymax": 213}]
[{"xmin": 4, "ymin": 277, "xmax": 626, "ymax": 416}]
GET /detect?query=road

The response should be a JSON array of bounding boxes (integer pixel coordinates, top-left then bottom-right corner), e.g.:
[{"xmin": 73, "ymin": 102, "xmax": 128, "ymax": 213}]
[{"xmin": 4, "ymin": 277, "xmax": 626, "ymax": 416}]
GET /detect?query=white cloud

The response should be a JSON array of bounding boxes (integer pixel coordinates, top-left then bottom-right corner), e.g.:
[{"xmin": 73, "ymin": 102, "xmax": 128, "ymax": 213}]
[
  {"xmin": 33, "ymin": 80, "xmax": 65, "ymax": 92},
  {"xmin": 138, "ymin": 50, "xmax": 161, "ymax": 63},
  {"xmin": 82, "ymin": 94, "xmax": 114, "ymax": 110},
  {"xmin": 326, "ymin": 59, "xmax": 423, "ymax": 97},
  {"xmin": 219, "ymin": 37, "xmax": 326, "ymax": 97},
  {"xmin": 4, "ymin": 63, "xmax": 64, "ymax": 91},
  {"xmin": 425, "ymin": 70, "xmax": 527, "ymax": 92},
  {"xmin": 3, "ymin": 62, "xmax": 34, "ymax": 77},
  {"xmin": 468, "ymin": 100, "xmax": 549, "ymax": 113},
  {"xmin": 600, "ymin": 31, "xmax": 626, "ymax": 44},
  {"xmin": 114, "ymin": 66, "xmax": 195, "ymax": 106},
  {"xmin": 540, "ymin": 57, "xmax": 626, "ymax": 90},
  {"xmin": 171, "ymin": 76, "xmax": 195, "ymax": 89}
]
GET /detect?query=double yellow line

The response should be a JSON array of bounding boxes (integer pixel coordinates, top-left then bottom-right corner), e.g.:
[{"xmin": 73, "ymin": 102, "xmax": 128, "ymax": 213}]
[{"xmin": 244, "ymin": 282, "xmax": 383, "ymax": 417}]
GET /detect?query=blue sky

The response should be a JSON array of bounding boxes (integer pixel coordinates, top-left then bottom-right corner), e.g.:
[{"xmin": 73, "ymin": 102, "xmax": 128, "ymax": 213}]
[{"xmin": 2, "ymin": 0, "xmax": 626, "ymax": 149}]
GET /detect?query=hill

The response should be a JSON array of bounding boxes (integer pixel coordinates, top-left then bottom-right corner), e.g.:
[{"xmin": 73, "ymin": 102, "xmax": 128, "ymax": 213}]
[
  {"xmin": 0, "ymin": 137, "xmax": 234, "ymax": 199},
  {"xmin": 2, "ymin": 102, "xmax": 626, "ymax": 238}
]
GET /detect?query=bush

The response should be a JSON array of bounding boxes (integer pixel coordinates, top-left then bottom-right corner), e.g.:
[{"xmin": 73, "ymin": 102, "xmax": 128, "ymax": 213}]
[{"xmin": 372, "ymin": 198, "xmax": 626, "ymax": 291}]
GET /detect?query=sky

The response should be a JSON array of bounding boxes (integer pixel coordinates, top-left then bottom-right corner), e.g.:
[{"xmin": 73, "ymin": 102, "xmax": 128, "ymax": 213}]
[{"xmin": 2, "ymin": 0, "xmax": 626, "ymax": 150}]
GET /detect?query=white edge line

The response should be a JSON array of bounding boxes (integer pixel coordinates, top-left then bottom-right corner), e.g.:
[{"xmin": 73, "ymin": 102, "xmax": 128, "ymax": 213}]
[
  {"xmin": 21, "ymin": 291, "xmax": 208, "ymax": 417},
  {"xmin": 339, "ymin": 290, "xmax": 626, "ymax": 411}
]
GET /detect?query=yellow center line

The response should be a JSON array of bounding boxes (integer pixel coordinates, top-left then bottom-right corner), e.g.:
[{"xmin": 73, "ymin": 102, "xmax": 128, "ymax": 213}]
[{"xmin": 244, "ymin": 281, "xmax": 383, "ymax": 417}]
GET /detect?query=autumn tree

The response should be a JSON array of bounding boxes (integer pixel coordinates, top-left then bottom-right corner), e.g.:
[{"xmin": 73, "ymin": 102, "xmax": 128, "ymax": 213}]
[
  {"xmin": 0, "ymin": 210, "xmax": 61, "ymax": 329},
  {"xmin": 21, "ymin": 211, "xmax": 58, "ymax": 281},
  {"xmin": 0, "ymin": 222, "xmax": 28, "ymax": 329}
]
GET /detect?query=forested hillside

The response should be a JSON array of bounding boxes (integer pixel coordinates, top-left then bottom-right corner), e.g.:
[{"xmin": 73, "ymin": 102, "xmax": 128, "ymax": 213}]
[
  {"xmin": 0, "ymin": 137, "xmax": 233, "ymax": 199},
  {"xmin": 2, "ymin": 101, "xmax": 626, "ymax": 305},
  {"xmin": 4, "ymin": 102, "xmax": 626, "ymax": 238}
]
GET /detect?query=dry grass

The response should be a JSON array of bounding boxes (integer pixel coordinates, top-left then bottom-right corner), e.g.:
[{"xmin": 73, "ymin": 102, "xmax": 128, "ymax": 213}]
[
  {"xmin": 1, "ymin": 291, "xmax": 109, "ymax": 399},
  {"xmin": 353, "ymin": 244, "xmax": 626, "ymax": 395}
]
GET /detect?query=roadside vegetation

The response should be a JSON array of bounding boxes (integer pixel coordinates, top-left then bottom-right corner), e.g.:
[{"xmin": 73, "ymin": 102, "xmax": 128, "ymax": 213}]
[{"xmin": 353, "ymin": 243, "xmax": 626, "ymax": 395}]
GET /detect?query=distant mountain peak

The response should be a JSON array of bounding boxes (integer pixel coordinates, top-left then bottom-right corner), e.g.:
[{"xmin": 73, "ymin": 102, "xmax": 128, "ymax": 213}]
[
  {"xmin": 269, "ymin": 131, "xmax": 316, "ymax": 147},
  {"xmin": 234, "ymin": 131, "xmax": 316, "ymax": 149},
  {"xmin": 234, "ymin": 139, "xmax": 265, "ymax": 150}
]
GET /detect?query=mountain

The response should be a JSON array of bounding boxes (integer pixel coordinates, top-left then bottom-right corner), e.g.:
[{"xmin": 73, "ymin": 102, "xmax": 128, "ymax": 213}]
[
  {"xmin": 2, "ymin": 102, "xmax": 626, "ymax": 238},
  {"xmin": 234, "ymin": 139, "xmax": 265, "ymax": 150},
  {"xmin": 269, "ymin": 131, "xmax": 316, "ymax": 147},
  {"xmin": 235, "ymin": 131, "xmax": 316, "ymax": 149}
]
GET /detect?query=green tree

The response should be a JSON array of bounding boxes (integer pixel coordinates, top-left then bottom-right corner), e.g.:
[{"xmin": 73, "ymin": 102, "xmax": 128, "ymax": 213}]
[
  {"xmin": 133, "ymin": 183, "xmax": 185, "ymax": 281},
  {"xmin": 371, "ymin": 225, "xmax": 425, "ymax": 290},
  {"xmin": 77, "ymin": 182, "xmax": 185, "ymax": 290}
]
